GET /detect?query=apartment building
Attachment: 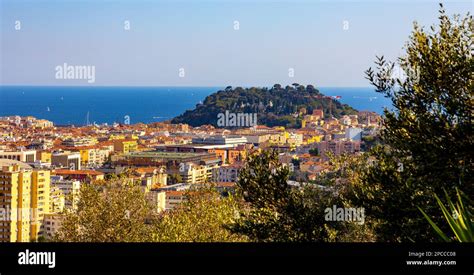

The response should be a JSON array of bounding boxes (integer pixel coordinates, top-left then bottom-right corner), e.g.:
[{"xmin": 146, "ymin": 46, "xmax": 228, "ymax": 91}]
[
  {"xmin": 0, "ymin": 159, "xmax": 50, "ymax": 242},
  {"xmin": 165, "ymin": 191, "xmax": 185, "ymax": 210},
  {"xmin": 49, "ymin": 186, "xmax": 65, "ymax": 214},
  {"xmin": 31, "ymin": 169, "xmax": 51, "ymax": 240},
  {"xmin": 177, "ymin": 162, "xmax": 220, "ymax": 184},
  {"xmin": 317, "ymin": 140, "xmax": 361, "ymax": 160},
  {"xmin": 113, "ymin": 139, "xmax": 138, "ymax": 153},
  {"xmin": 78, "ymin": 146, "xmax": 113, "ymax": 168},
  {"xmin": 43, "ymin": 213, "xmax": 64, "ymax": 239},
  {"xmin": 51, "ymin": 176, "xmax": 80, "ymax": 209}
]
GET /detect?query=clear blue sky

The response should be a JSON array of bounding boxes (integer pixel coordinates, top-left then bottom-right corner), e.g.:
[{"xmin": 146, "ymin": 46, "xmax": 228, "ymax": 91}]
[{"xmin": 0, "ymin": 0, "xmax": 471, "ymax": 87}]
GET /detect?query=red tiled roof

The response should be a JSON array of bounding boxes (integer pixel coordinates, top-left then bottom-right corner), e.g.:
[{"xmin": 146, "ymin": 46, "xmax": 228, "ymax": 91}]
[
  {"xmin": 53, "ymin": 169, "xmax": 104, "ymax": 176},
  {"xmin": 166, "ymin": 191, "xmax": 185, "ymax": 197}
]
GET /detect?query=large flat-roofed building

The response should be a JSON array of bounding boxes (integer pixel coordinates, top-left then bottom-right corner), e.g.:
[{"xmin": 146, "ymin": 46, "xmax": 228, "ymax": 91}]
[
  {"xmin": 112, "ymin": 151, "xmax": 220, "ymax": 167},
  {"xmin": 157, "ymin": 144, "xmax": 236, "ymax": 153},
  {"xmin": 112, "ymin": 151, "xmax": 221, "ymax": 184},
  {"xmin": 191, "ymin": 135, "xmax": 247, "ymax": 145},
  {"xmin": 155, "ymin": 144, "xmax": 248, "ymax": 164}
]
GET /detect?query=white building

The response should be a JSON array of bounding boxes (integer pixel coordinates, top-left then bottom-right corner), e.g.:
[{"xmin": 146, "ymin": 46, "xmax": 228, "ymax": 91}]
[
  {"xmin": 192, "ymin": 135, "xmax": 247, "ymax": 145},
  {"xmin": 345, "ymin": 127, "xmax": 363, "ymax": 141}
]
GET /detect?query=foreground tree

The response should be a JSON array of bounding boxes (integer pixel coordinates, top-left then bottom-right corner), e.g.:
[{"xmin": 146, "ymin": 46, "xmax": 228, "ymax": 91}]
[
  {"xmin": 231, "ymin": 150, "xmax": 374, "ymax": 242},
  {"xmin": 54, "ymin": 180, "xmax": 247, "ymax": 242},
  {"xmin": 152, "ymin": 187, "xmax": 247, "ymax": 242},
  {"xmin": 54, "ymin": 181, "xmax": 154, "ymax": 242},
  {"xmin": 350, "ymin": 4, "xmax": 473, "ymax": 241}
]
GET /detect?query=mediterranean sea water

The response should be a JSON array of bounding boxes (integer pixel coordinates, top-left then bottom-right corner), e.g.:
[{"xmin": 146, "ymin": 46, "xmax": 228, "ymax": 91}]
[{"xmin": 0, "ymin": 86, "xmax": 392, "ymax": 125}]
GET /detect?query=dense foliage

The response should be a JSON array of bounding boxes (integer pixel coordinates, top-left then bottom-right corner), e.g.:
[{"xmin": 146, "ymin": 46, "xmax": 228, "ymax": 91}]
[
  {"xmin": 54, "ymin": 181, "xmax": 154, "ymax": 242},
  {"xmin": 54, "ymin": 182, "xmax": 247, "ymax": 242},
  {"xmin": 152, "ymin": 187, "xmax": 247, "ymax": 242},
  {"xmin": 230, "ymin": 150, "xmax": 375, "ymax": 242},
  {"xmin": 420, "ymin": 188, "xmax": 474, "ymax": 242},
  {"xmin": 172, "ymin": 84, "xmax": 357, "ymax": 128},
  {"xmin": 346, "ymin": 4, "xmax": 473, "ymax": 242},
  {"xmin": 231, "ymin": 5, "xmax": 473, "ymax": 243}
]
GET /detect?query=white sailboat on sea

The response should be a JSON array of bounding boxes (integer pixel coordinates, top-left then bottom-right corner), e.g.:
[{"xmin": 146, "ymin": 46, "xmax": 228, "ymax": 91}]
[{"xmin": 47, "ymin": 106, "xmax": 50, "ymax": 112}]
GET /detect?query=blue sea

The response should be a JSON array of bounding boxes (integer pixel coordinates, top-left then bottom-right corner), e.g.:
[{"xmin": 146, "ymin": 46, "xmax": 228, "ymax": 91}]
[{"xmin": 0, "ymin": 86, "xmax": 392, "ymax": 125}]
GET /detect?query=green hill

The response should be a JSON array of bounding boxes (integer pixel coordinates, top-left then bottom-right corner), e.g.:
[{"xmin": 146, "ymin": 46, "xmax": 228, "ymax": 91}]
[{"xmin": 171, "ymin": 84, "xmax": 358, "ymax": 128}]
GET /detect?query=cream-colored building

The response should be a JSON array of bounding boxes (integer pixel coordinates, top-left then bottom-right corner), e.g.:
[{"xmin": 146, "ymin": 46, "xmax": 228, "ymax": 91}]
[
  {"xmin": 0, "ymin": 150, "xmax": 36, "ymax": 163},
  {"xmin": 146, "ymin": 190, "xmax": 166, "ymax": 213},
  {"xmin": 51, "ymin": 176, "xmax": 80, "ymax": 210},
  {"xmin": 178, "ymin": 162, "xmax": 219, "ymax": 184}
]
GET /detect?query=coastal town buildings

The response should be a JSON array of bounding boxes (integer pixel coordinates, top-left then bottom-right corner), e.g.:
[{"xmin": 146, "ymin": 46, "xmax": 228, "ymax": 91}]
[{"xmin": 0, "ymin": 112, "xmax": 381, "ymax": 242}]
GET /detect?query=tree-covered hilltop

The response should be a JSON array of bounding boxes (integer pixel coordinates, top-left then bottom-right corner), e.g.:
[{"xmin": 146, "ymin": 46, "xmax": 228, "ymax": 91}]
[{"xmin": 171, "ymin": 84, "xmax": 358, "ymax": 128}]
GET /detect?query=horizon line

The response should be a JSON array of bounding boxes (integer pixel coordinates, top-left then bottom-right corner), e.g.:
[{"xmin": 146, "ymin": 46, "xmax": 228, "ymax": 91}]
[{"xmin": 0, "ymin": 84, "xmax": 374, "ymax": 89}]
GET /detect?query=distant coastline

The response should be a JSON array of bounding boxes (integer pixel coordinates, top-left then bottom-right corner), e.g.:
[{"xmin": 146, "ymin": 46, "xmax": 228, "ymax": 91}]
[{"xmin": 0, "ymin": 86, "xmax": 392, "ymax": 126}]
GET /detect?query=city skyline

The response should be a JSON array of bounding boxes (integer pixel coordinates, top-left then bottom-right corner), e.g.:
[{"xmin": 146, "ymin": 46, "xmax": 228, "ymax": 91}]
[{"xmin": 0, "ymin": 3, "xmax": 472, "ymax": 273}]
